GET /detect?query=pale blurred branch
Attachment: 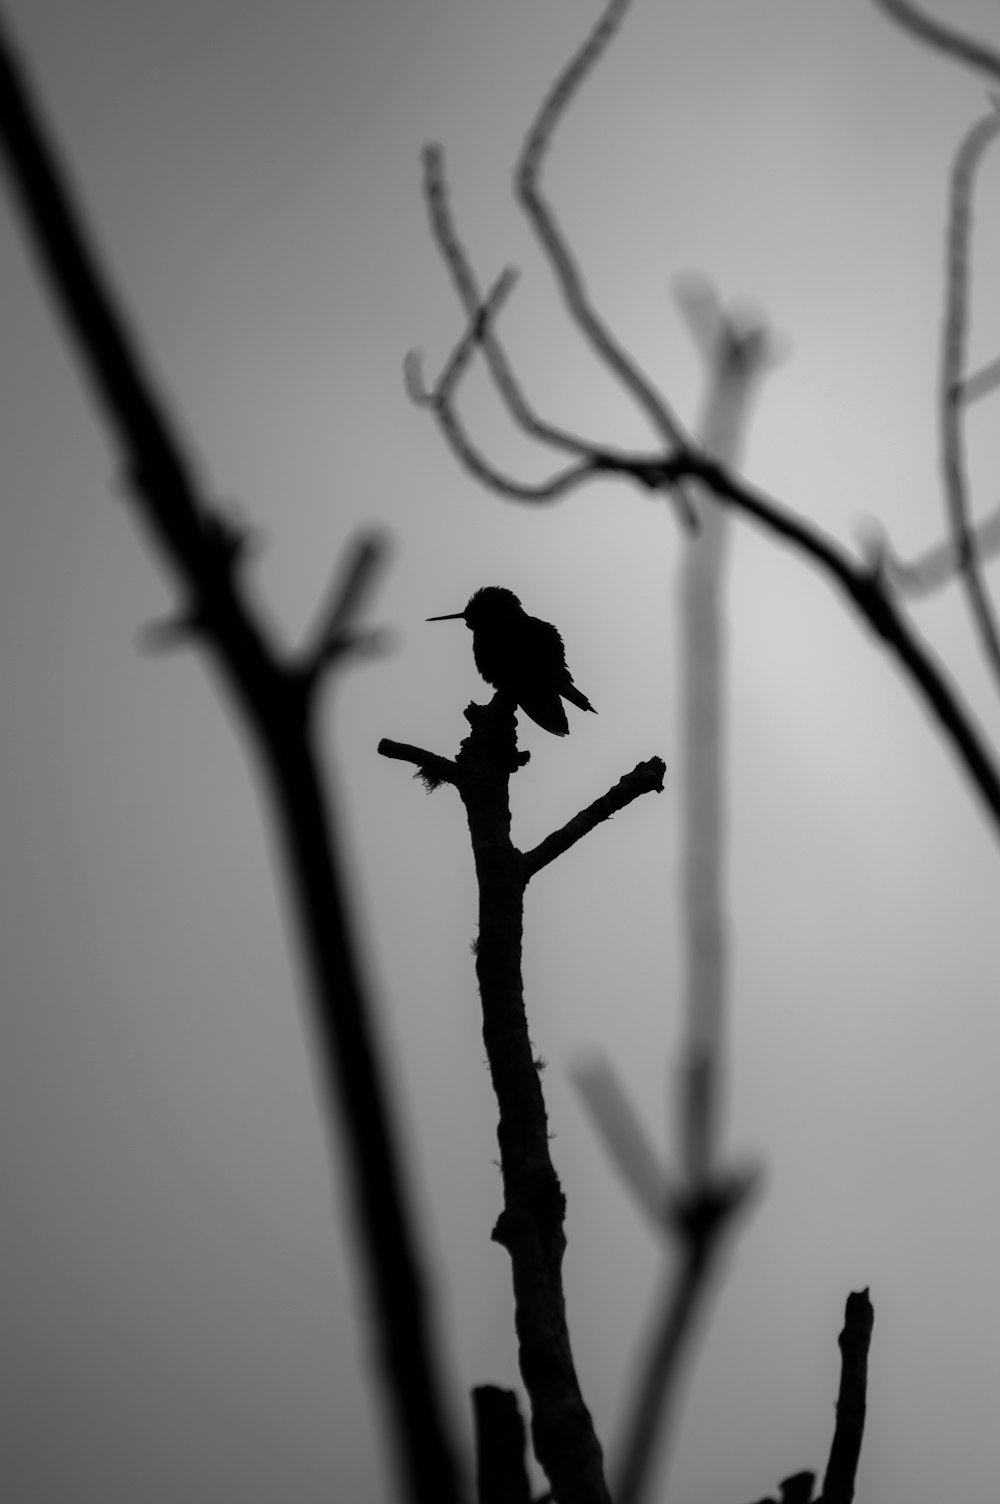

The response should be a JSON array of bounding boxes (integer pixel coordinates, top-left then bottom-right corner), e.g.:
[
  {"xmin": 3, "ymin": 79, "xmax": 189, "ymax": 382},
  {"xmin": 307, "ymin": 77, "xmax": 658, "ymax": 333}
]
[
  {"xmin": 614, "ymin": 1172, "xmax": 759, "ymax": 1504},
  {"xmin": 939, "ymin": 106, "xmax": 1000, "ymax": 685},
  {"xmin": 962, "ymin": 351, "xmax": 1000, "ymax": 405},
  {"xmin": 571, "ymin": 1059, "xmax": 674, "ymax": 1227},
  {"xmin": 880, "ymin": 501, "xmax": 1000, "ymax": 596}
]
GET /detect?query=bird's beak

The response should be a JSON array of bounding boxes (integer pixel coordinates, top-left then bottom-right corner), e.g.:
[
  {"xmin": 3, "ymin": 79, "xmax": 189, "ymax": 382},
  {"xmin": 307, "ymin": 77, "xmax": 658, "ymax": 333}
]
[{"xmin": 426, "ymin": 611, "xmax": 466, "ymax": 622}]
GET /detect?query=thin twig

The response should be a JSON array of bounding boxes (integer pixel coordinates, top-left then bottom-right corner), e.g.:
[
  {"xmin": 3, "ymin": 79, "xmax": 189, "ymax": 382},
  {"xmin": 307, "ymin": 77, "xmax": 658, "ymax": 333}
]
[
  {"xmin": 515, "ymin": 0, "xmax": 686, "ymax": 454},
  {"xmin": 872, "ymin": 0, "xmax": 1000, "ymax": 86},
  {"xmin": 422, "ymin": 143, "xmax": 599, "ymax": 460},
  {"xmin": 406, "ymin": 276, "xmax": 609, "ymax": 502},
  {"xmin": 940, "ymin": 106, "xmax": 1000, "ymax": 688},
  {"xmin": 521, "ymin": 756, "xmax": 666, "ymax": 878}
]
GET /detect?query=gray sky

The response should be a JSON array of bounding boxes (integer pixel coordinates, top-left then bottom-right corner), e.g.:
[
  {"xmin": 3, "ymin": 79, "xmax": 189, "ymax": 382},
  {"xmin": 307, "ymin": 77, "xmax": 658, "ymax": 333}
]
[{"xmin": 2, "ymin": 1, "xmax": 1000, "ymax": 1500}]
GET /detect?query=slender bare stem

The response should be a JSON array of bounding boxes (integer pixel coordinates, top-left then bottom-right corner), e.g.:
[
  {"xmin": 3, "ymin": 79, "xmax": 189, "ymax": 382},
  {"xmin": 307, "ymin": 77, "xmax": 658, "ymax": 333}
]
[
  {"xmin": 406, "ymin": 275, "xmax": 609, "ymax": 502},
  {"xmin": 515, "ymin": 0, "xmax": 685, "ymax": 453},
  {"xmin": 940, "ymin": 107, "xmax": 1000, "ymax": 688},
  {"xmin": 522, "ymin": 756, "xmax": 666, "ymax": 878},
  {"xmin": 872, "ymin": 0, "xmax": 1000, "ymax": 85},
  {"xmin": 422, "ymin": 143, "xmax": 599, "ymax": 459}
]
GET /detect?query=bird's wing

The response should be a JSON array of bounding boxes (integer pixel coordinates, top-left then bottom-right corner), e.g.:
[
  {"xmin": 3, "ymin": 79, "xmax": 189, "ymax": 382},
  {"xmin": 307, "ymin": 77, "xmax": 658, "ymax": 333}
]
[{"xmin": 528, "ymin": 616, "xmax": 595, "ymax": 713}]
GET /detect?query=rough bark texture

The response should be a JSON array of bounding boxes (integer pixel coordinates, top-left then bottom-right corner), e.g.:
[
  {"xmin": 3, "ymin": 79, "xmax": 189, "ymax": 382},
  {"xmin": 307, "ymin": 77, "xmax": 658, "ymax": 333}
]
[{"xmin": 382, "ymin": 695, "xmax": 664, "ymax": 1502}]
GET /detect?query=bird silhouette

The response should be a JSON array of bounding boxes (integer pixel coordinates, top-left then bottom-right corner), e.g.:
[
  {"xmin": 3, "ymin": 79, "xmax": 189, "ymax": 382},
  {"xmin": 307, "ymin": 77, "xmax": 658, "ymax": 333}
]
[{"xmin": 427, "ymin": 586, "xmax": 596, "ymax": 736}]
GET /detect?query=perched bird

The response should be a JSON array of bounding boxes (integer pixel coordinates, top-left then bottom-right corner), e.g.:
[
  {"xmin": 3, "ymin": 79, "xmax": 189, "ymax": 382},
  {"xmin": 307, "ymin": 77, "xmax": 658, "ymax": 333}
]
[{"xmin": 427, "ymin": 586, "xmax": 596, "ymax": 736}]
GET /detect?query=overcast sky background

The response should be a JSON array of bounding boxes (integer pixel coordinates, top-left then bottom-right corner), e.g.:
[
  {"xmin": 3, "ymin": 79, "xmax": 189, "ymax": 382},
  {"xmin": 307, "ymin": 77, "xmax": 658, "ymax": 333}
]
[{"xmin": 3, "ymin": 2, "xmax": 1000, "ymax": 1500}]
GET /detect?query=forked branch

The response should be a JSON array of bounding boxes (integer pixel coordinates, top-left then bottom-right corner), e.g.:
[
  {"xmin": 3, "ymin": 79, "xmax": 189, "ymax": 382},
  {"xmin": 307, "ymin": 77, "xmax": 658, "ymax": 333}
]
[{"xmin": 0, "ymin": 15, "xmax": 463, "ymax": 1503}]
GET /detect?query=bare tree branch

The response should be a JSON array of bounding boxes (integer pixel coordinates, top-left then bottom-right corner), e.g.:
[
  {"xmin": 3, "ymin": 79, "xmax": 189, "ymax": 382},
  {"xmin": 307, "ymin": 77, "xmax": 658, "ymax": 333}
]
[
  {"xmin": 872, "ymin": 0, "xmax": 1000, "ymax": 86},
  {"xmin": 962, "ymin": 350, "xmax": 1000, "ymax": 406},
  {"xmin": 472, "ymin": 1386, "xmax": 533, "ymax": 1504},
  {"xmin": 821, "ymin": 1288, "xmax": 875, "ymax": 1504},
  {"xmin": 376, "ymin": 738, "xmax": 459, "ymax": 790},
  {"xmin": 415, "ymin": 210, "xmax": 1000, "ymax": 845},
  {"xmin": 880, "ymin": 501, "xmax": 1000, "ymax": 596},
  {"xmin": 613, "ymin": 1171, "xmax": 760, "ymax": 1504},
  {"xmin": 515, "ymin": 0, "xmax": 686, "ymax": 456},
  {"xmin": 421, "ymin": 143, "xmax": 598, "ymax": 460},
  {"xmin": 405, "ymin": 273, "xmax": 610, "ymax": 502},
  {"xmin": 0, "ymin": 15, "xmax": 465, "ymax": 1503},
  {"xmin": 571, "ymin": 1058, "xmax": 675, "ymax": 1227},
  {"xmin": 685, "ymin": 455, "xmax": 1000, "ymax": 836},
  {"xmin": 521, "ymin": 756, "xmax": 666, "ymax": 878},
  {"xmin": 939, "ymin": 106, "xmax": 1000, "ymax": 686},
  {"xmin": 303, "ymin": 528, "xmax": 394, "ymax": 681},
  {"xmin": 412, "ymin": 150, "xmax": 675, "ymax": 504}
]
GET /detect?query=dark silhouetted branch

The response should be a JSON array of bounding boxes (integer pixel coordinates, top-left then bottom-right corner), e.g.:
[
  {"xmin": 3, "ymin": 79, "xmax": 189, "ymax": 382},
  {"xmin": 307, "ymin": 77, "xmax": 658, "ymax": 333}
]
[
  {"xmin": 820, "ymin": 1288, "xmax": 875, "ymax": 1504},
  {"xmin": 472, "ymin": 1386, "xmax": 533, "ymax": 1504},
  {"xmin": 377, "ymin": 738, "xmax": 459, "ymax": 790},
  {"xmin": 522, "ymin": 756, "xmax": 665, "ymax": 878},
  {"xmin": 303, "ymin": 529, "xmax": 394, "ymax": 682},
  {"xmin": 0, "ymin": 15, "xmax": 463, "ymax": 1503},
  {"xmin": 382, "ymin": 694, "xmax": 664, "ymax": 1503},
  {"xmin": 740, "ymin": 1290, "xmax": 874, "ymax": 1504}
]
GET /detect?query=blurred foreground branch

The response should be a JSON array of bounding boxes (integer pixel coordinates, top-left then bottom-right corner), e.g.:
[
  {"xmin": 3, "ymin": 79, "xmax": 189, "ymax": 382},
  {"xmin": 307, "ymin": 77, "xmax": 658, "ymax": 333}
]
[{"xmin": 0, "ymin": 14, "xmax": 463, "ymax": 1503}]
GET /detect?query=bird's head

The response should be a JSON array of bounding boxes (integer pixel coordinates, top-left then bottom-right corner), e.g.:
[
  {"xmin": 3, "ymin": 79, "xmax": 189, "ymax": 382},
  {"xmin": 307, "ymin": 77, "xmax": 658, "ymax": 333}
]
[{"xmin": 427, "ymin": 586, "xmax": 522, "ymax": 629}]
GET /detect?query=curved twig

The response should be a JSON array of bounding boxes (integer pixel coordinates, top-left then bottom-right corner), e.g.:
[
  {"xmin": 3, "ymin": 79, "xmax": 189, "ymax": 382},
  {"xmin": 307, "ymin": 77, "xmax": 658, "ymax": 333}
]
[
  {"xmin": 515, "ymin": 0, "xmax": 685, "ymax": 453},
  {"xmin": 872, "ymin": 0, "xmax": 1000, "ymax": 86},
  {"xmin": 406, "ymin": 277, "xmax": 645, "ymax": 503},
  {"xmin": 422, "ymin": 143, "xmax": 598, "ymax": 460}
]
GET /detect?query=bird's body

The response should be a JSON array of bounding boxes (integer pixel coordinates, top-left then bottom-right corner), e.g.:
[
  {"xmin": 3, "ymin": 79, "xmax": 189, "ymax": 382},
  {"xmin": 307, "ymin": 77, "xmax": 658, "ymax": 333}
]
[{"xmin": 427, "ymin": 586, "xmax": 595, "ymax": 736}]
